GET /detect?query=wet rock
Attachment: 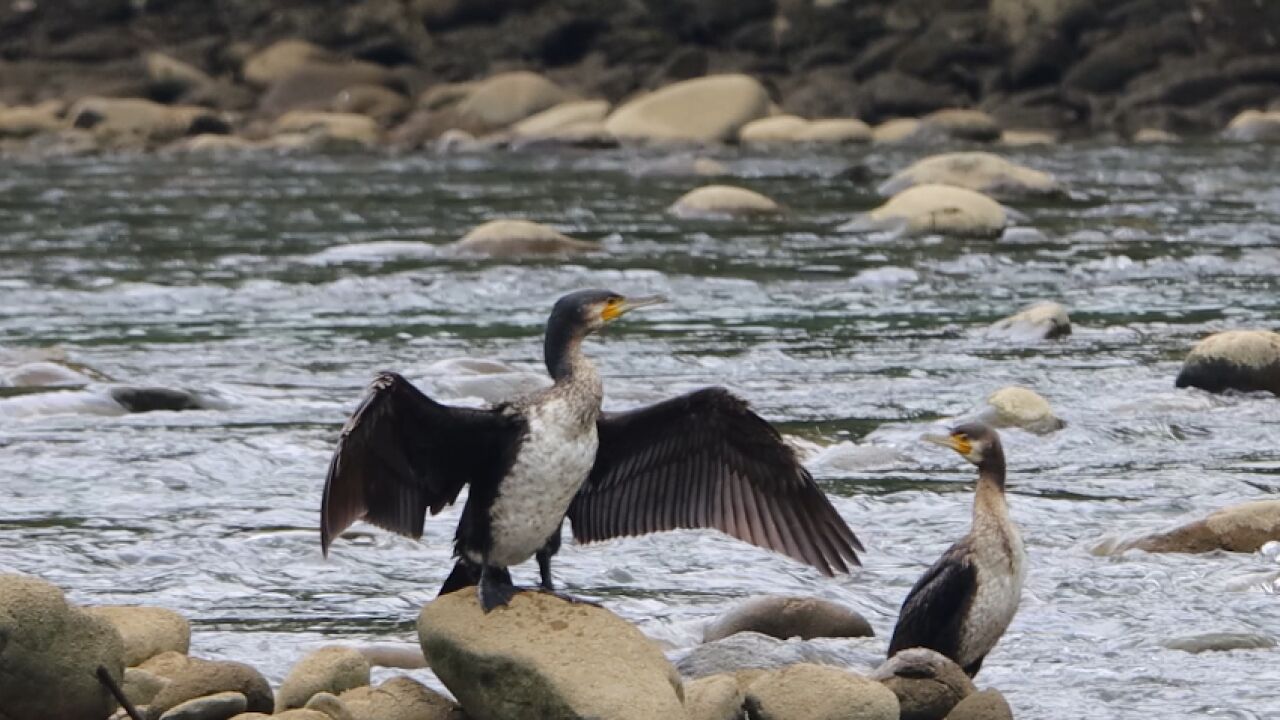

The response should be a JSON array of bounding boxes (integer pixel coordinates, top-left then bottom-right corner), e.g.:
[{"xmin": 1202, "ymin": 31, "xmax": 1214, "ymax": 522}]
[
  {"xmin": 146, "ymin": 52, "xmax": 213, "ymax": 100},
  {"xmin": 676, "ymin": 631, "xmax": 880, "ymax": 680},
  {"xmin": 669, "ymin": 185, "xmax": 782, "ymax": 218},
  {"xmin": 1133, "ymin": 128, "xmax": 1180, "ymax": 143},
  {"xmin": 919, "ymin": 109, "xmax": 1001, "ymax": 143},
  {"xmin": 878, "ymin": 152, "xmax": 1060, "ymax": 199},
  {"xmin": 258, "ymin": 62, "xmax": 391, "ymax": 117},
  {"xmin": 1163, "ymin": 632, "xmax": 1277, "ymax": 654},
  {"xmin": 418, "ymin": 591, "xmax": 685, "ymax": 720},
  {"xmin": 981, "ymin": 385, "xmax": 1064, "ymax": 434},
  {"xmin": 87, "ymin": 605, "xmax": 191, "ymax": 666},
  {"xmin": 243, "ymin": 40, "xmax": 332, "ymax": 88},
  {"xmin": 454, "ymin": 71, "xmax": 571, "ymax": 133},
  {"xmin": 797, "ymin": 119, "xmax": 872, "ymax": 144},
  {"xmin": 272, "ymin": 112, "xmax": 381, "ymax": 148},
  {"xmin": 606, "ymin": 74, "xmax": 770, "ymax": 143},
  {"xmin": 511, "ymin": 99, "xmax": 611, "ymax": 138},
  {"xmin": 0, "ymin": 573, "xmax": 125, "ymax": 720},
  {"xmin": 986, "ymin": 301, "xmax": 1071, "ymax": 341},
  {"xmin": 69, "ymin": 97, "xmax": 225, "ymax": 143},
  {"xmin": 0, "ymin": 101, "xmax": 65, "ymax": 138},
  {"xmin": 331, "ymin": 85, "xmax": 410, "ymax": 125},
  {"xmin": 1175, "ymin": 330, "xmax": 1280, "ymax": 395},
  {"xmin": 852, "ymin": 185, "xmax": 1007, "ymax": 238},
  {"xmin": 738, "ymin": 115, "xmax": 809, "ymax": 143},
  {"xmin": 999, "ymin": 129, "xmax": 1056, "ymax": 146},
  {"xmin": 159, "ymin": 692, "xmax": 247, "ymax": 720},
  {"xmin": 745, "ymin": 663, "xmax": 900, "ymax": 720},
  {"xmin": 125, "ymin": 667, "xmax": 170, "ymax": 706},
  {"xmin": 1105, "ymin": 500, "xmax": 1280, "ymax": 555},
  {"xmin": 871, "ymin": 648, "xmax": 975, "ymax": 720},
  {"xmin": 145, "ymin": 659, "xmax": 273, "ymax": 719},
  {"xmin": 0, "ymin": 360, "xmax": 92, "ymax": 386},
  {"xmin": 276, "ymin": 646, "xmax": 371, "ymax": 712},
  {"xmin": 703, "ymin": 595, "xmax": 873, "ymax": 643},
  {"xmin": 450, "ymin": 219, "xmax": 596, "ymax": 256},
  {"xmin": 336, "ymin": 676, "xmax": 457, "ymax": 720},
  {"xmin": 684, "ymin": 674, "xmax": 745, "ymax": 720},
  {"xmin": 109, "ymin": 386, "xmax": 206, "ymax": 413},
  {"xmin": 872, "ymin": 118, "xmax": 922, "ymax": 144},
  {"xmin": 944, "ymin": 689, "xmax": 1013, "ymax": 720}
]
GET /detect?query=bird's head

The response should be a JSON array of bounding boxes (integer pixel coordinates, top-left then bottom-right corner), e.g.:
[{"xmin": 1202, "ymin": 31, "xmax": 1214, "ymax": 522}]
[
  {"xmin": 550, "ymin": 289, "xmax": 666, "ymax": 336},
  {"xmin": 922, "ymin": 421, "xmax": 1002, "ymax": 467}
]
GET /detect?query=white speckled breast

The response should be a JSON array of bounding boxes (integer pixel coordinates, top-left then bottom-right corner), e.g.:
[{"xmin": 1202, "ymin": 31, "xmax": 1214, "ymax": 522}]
[
  {"xmin": 959, "ymin": 521, "xmax": 1026, "ymax": 666},
  {"xmin": 485, "ymin": 395, "xmax": 598, "ymax": 567}
]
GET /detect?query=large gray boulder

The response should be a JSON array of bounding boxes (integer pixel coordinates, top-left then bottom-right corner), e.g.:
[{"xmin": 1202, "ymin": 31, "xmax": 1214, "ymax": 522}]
[
  {"xmin": 418, "ymin": 591, "xmax": 684, "ymax": 720},
  {"xmin": 1175, "ymin": 330, "xmax": 1280, "ymax": 395},
  {"xmin": 0, "ymin": 573, "xmax": 125, "ymax": 720},
  {"xmin": 87, "ymin": 605, "xmax": 191, "ymax": 666},
  {"xmin": 703, "ymin": 595, "xmax": 873, "ymax": 642}
]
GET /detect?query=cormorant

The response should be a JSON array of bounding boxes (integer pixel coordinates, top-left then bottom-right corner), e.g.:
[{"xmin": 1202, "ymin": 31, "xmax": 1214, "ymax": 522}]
[
  {"xmin": 320, "ymin": 289, "xmax": 863, "ymax": 611},
  {"xmin": 887, "ymin": 422, "xmax": 1025, "ymax": 677}
]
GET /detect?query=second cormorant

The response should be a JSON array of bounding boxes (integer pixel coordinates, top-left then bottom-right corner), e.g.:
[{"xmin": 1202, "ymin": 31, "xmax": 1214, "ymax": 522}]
[{"xmin": 320, "ymin": 289, "xmax": 864, "ymax": 611}]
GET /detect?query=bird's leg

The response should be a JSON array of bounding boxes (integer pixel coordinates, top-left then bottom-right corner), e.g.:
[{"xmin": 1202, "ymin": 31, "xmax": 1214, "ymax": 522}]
[
  {"xmin": 963, "ymin": 655, "xmax": 985, "ymax": 678},
  {"xmin": 477, "ymin": 560, "xmax": 517, "ymax": 613},
  {"xmin": 532, "ymin": 525, "xmax": 601, "ymax": 608}
]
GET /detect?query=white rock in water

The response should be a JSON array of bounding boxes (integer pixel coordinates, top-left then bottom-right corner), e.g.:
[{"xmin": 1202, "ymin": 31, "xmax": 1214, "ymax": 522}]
[
  {"xmin": 877, "ymin": 151, "xmax": 1060, "ymax": 199},
  {"xmin": 980, "ymin": 385, "xmax": 1064, "ymax": 434},
  {"xmin": 1100, "ymin": 499, "xmax": 1280, "ymax": 555},
  {"xmin": 0, "ymin": 361, "xmax": 93, "ymax": 387},
  {"xmin": 850, "ymin": 184, "xmax": 1007, "ymax": 237},
  {"xmin": 1175, "ymin": 330, "xmax": 1280, "ymax": 395},
  {"xmin": 451, "ymin": 219, "xmax": 597, "ymax": 256},
  {"xmin": 986, "ymin": 301, "xmax": 1071, "ymax": 341},
  {"xmin": 669, "ymin": 185, "xmax": 782, "ymax": 218}
]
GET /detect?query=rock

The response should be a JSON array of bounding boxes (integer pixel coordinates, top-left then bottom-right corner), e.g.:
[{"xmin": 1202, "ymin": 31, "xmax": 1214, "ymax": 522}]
[
  {"xmin": 1133, "ymin": 127, "xmax": 1180, "ymax": 143},
  {"xmin": 999, "ymin": 129, "xmax": 1056, "ymax": 146},
  {"xmin": 797, "ymin": 118, "xmax": 871, "ymax": 144},
  {"xmin": 1222, "ymin": 108, "xmax": 1280, "ymax": 142},
  {"xmin": 354, "ymin": 643, "xmax": 427, "ymax": 669},
  {"xmin": 981, "ymin": 385, "xmax": 1064, "ymax": 434},
  {"xmin": 272, "ymin": 112, "xmax": 381, "ymax": 147},
  {"xmin": 418, "ymin": 591, "xmax": 685, "ymax": 720},
  {"xmin": 854, "ymin": 185, "xmax": 1007, "ymax": 237},
  {"xmin": 258, "ymin": 62, "xmax": 392, "ymax": 116},
  {"xmin": 511, "ymin": 99, "xmax": 611, "ymax": 137},
  {"xmin": 669, "ymin": 185, "xmax": 782, "ymax": 218},
  {"xmin": 986, "ymin": 301, "xmax": 1071, "ymax": 341},
  {"xmin": 87, "ymin": 606, "xmax": 191, "ymax": 666},
  {"xmin": 331, "ymin": 85, "xmax": 410, "ymax": 125},
  {"xmin": 336, "ymin": 677, "xmax": 457, "ymax": 720},
  {"xmin": 739, "ymin": 116, "xmax": 871, "ymax": 145},
  {"xmin": 1106, "ymin": 500, "xmax": 1280, "ymax": 555},
  {"xmin": 69, "ymin": 97, "xmax": 225, "ymax": 143},
  {"xmin": 745, "ymin": 663, "xmax": 900, "ymax": 720},
  {"xmin": 871, "ymin": 648, "xmax": 975, "ymax": 720},
  {"xmin": 676, "ymin": 631, "xmax": 880, "ymax": 680},
  {"xmin": 1175, "ymin": 330, "xmax": 1280, "ymax": 395},
  {"xmin": 0, "ymin": 573, "xmax": 125, "ymax": 720},
  {"xmin": 277, "ymin": 711, "xmax": 336, "ymax": 720},
  {"xmin": 684, "ymin": 674, "xmax": 745, "ymax": 720},
  {"xmin": 872, "ymin": 118, "xmax": 922, "ymax": 144},
  {"xmin": 303, "ymin": 692, "xmax": 355, "ymax": 720},
  {"xmin": 510, "ymin": 121, "xmax": 618, "ymax": 150},
  {"xmin": 243, "ymin": 40, "xmax": 332, "ymax": 87},
  {"xmin": 0, "ymin": 360, "xmax": 92, "ymax": 386},
  {"xmin": 1162, "ymin": 632, "xmax": 1277, "ymax": 654},
  {"xmin": 276, "ymin": 646, "xmax": 371, "ymax": 712},
  {"xmin": 171, "ymin": 134, "xmax": 261, "ymax": 154},
  {"xmin": 703, "ymin": 595, "xmax": 873, "ymax": 643},
  {"xmin": 450, "ymin": 219, "xmax": 596, "ymax": 256},
  {"xmin": 0, "ymin": 101, "xmax": 65, "ymax": 138},
  {"xmin": 125, "ymin": 667, "xmax": 170, "ymax": 705},
  {"xmin": 108, "ymin": 386, "xmax": 206, "ymax": 413},
  {"xmin": 146, "ymin": 52, "xmax": 212, "ymax": 99},
  {"xmin": 944, "ymin": 689, "xmax": 1013, "ymax": 720},
  {"xmin": 878, "ymin": 152, "xmax": 1060, "ymax": 199},
  {"xmin": 140, "ymin": 650, "xmax": 199, "ymax": 680},
  {"xmin": 146, "ymin": 659, "xmax": 273, "ymax": 719},
  {"xmin": 159, "ymin": 692, "xmax": 248, "ymax": 720},
  {"xmin": 606, "ymin": 74, "xmax": 771, "ymax": 143},
  {"xmin": 738, "ymin": 115, "xmax": 810, "ymax": 143},
  {"xmin": 454, "ymin": 71, "xmax": 571, "ymax": 133},
  {"xmin": 418, "ymin": 81, "xmax": 480, "ymax": 111},
  {"xmin": 989, "ymin": 0, "xmax": 1091, "ymax": 46},
  {"xmin": 919, "ymin": 109, "xmax": 1001, "ymax": 142}
]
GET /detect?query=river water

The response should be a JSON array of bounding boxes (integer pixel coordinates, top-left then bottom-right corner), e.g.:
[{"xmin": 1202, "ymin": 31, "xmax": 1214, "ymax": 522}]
[{"xmin": 1, "ymin": 144, "xmax": 1278, "ymax": 718}]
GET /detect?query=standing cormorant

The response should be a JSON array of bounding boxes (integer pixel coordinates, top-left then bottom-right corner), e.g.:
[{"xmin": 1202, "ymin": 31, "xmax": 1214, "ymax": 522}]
[
  {"xmin": 887, "ymin": 422, "xmax": 1025, "ymax": 677},
  {"xmin": 321, "ymin": 289, "xmax": 863, "ymax": 611}
]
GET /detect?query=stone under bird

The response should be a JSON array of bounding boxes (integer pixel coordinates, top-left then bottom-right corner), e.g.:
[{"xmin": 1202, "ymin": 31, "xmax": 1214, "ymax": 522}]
[
  {"xmin": 320, "ymin": 289, "xmax": 864, "ymax": 611},
  {"xmin": 888, "ymin": 421, "xmax": 1025, "ymax": 677}
]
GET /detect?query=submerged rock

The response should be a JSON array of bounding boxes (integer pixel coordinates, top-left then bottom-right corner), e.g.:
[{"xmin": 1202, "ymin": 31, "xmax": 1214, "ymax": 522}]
[
  {"xmin": 980, "ymin": 385, "xmax": 1064, "ymax": 434},
  {"xmin": 878, "ymin": 152, "xmax": 1060, "ymax": 199},
  {"xmin": 684, "ymin": 674, "xmax": 745, "ymax": 720},
  {"xmin": 1162, "ymin": 632, "xmax": 1277, "ymax": 654},
  {"xmin": 986, "ymin": 301, "xmax": 1071, "ymax": 341},
  {"xmin": 606, "ymin": 74, "xmax": 770, "ymax": 143},
  {"xmin": 1175, "ymin": 330, "xmax": 1280, "ymax": 395},
  {"xmin": 745, "ymin": 663, "xmax": 900, "ymax": 720},
  {"xmin": 851, "ymin": 184, "xmax": 1007, "ymax": 237},
  {"xmin": 276, "ymin": 646, "xmax": 370, "ymax": 712},
  {"xmin": 145, "ymin": 659, "xmax": 273, "ymax": 719},
  {"xmin": 669, "ymin": 185, "xmax": 782, "ymax": 218},
  {"xmin": 335, "ymin": 676, "xmax": 458, "ymax": 720},
  {"xmin": 703, "ymin": 595, "xmax": 873, "ymax": 643},
  {"xmin": 871, "ymin": 648, "xmax": 975, "ymax": 720},
  {"xmin": 450, "ymin": 219, "xmax": 597, "ymax": 256},
  {"xmin": 0, "ymin": 573, "xmax": 125, "ymax": 720},
  {"xmin": 1102, "ymin": 499, "xmax": 1280, "ymax": 555},
  {"xmin": 87, "ymin": 605, "xmax": 191, "ymax": 666},
  {"xmin": 418, "ymin": 591, "xmax": 684, "ymax": 720},
  {"xmin": 944, "ymin": 689, "xmax": 1013, "ymax": 720},
  {"xmin": 109, "ymin": 386, "xmax": 208, "ymax": 413}
]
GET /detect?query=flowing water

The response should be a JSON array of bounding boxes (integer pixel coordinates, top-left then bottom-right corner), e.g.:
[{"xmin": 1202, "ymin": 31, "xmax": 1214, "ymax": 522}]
[{"xmin": 1, "ymin": 144, "xmax": 1279, "ymax": 718}]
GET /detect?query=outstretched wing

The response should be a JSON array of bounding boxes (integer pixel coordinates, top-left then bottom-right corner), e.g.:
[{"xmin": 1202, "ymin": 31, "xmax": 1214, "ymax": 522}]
[
  {"xmin": 887, "ymin": 544, "xmax": 976, "ymax": 658},
  {"xmin": 566, "ymin": 387, "xmax": 863, "ymax": 574},
  {"xmin": 320, "ymin": 371, "xmax": 524, "ymax": 554}
]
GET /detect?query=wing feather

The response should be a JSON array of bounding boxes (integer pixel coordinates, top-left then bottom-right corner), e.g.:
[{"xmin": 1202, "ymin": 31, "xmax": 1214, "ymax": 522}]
[{"xmin": 888, "ymin": 544, "xmax": 978, "ymax": 659}]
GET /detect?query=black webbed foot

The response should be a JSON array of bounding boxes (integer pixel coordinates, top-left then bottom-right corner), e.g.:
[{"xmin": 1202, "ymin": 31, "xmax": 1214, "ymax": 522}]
[{"xmin": 478, "ymin": 565, "xmax": 518, "ymax": 612}]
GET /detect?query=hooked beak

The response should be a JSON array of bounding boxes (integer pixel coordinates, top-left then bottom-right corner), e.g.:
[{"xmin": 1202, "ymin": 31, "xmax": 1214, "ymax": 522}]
[
  {"xmin": 603, "ymin": 294, "xmax": 667, "ymax": 321},
  {"xmin": 922, "ymin": 432, "xmax": 971, "ymax": 456}
]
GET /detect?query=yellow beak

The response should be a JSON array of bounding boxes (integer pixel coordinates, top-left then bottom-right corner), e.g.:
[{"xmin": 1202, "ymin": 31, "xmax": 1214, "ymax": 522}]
[
  {"xmin": 922, "ymin": 432, "xmax": 971, "ymax": 456},
  {"xmin": 603, "ymin": 294, "xmax": 667, "ymax": 322}
]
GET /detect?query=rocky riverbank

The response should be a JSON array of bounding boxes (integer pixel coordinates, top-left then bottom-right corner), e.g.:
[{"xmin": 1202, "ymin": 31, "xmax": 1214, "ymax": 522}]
[{"xmin": 1, "ymin": 0, "xmax": 1280, "ymax": 156}]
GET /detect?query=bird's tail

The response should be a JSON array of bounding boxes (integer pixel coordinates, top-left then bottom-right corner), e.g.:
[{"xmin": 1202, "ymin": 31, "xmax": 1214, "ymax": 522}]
[{"xmin": 438, "ymin": 559, "xmax": 511, "ymax": 596}]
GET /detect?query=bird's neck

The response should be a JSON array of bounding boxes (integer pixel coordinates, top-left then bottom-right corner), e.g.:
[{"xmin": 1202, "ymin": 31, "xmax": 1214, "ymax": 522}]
[
  {"xmin": 972, "ymin": 456, "xmax": 1009, "ymax": 525},
  {"xmin": 544, "ymin": 327, "xmax": 598, "ymax": 387}
]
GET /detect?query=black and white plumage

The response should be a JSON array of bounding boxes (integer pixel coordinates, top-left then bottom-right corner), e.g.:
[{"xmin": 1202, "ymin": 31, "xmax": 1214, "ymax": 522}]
[
  {"xmin": 320, "ymin": 289, "xmax": 864, "ymax": 612},
  {"xmin": 887, "ymin": 422, "xmax": 1025, "ymax": 677}
]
